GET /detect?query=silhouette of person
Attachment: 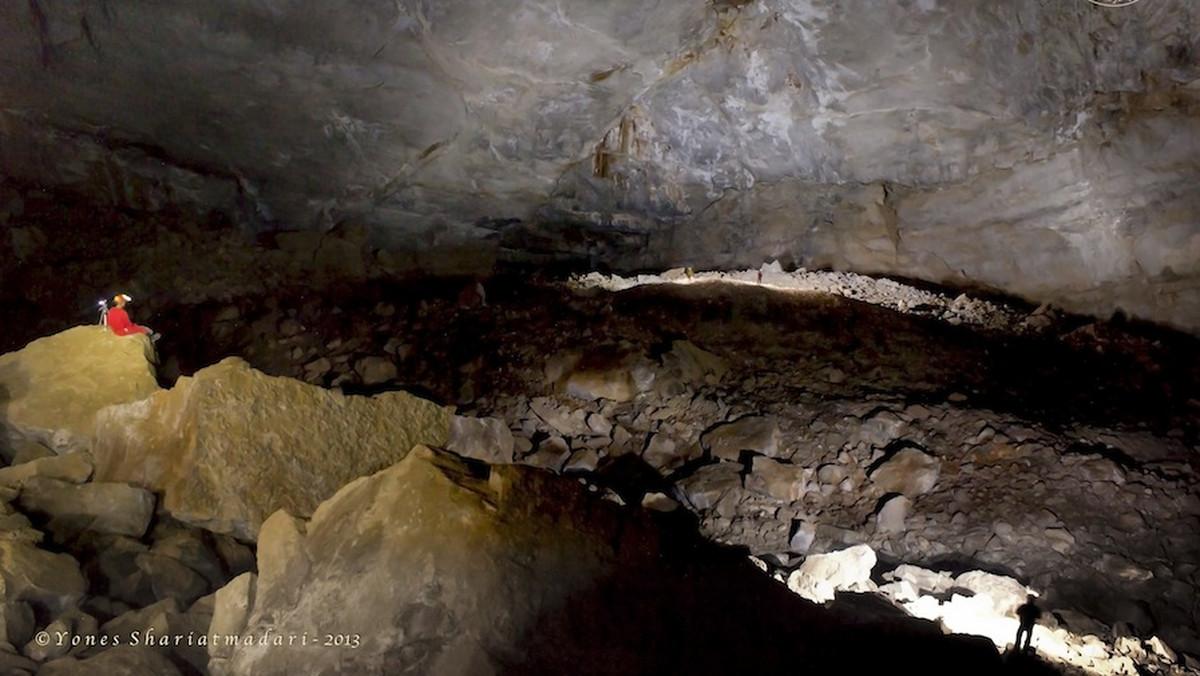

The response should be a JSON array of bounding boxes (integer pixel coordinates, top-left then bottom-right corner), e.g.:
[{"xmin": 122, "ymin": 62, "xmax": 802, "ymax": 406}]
[{"xmin": 1014, "ymin": 594, "xmax": 1042, "ymax": 653}]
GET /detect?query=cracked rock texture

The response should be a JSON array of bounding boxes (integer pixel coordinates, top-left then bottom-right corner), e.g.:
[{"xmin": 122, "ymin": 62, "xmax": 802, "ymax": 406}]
[
  {"xmin": 1, "ymin": 1, "xmax": 1197, "ymax": 330},
  {"xmin": 91, "ymin": 357, "xmax": 453, "ymax": 540}
]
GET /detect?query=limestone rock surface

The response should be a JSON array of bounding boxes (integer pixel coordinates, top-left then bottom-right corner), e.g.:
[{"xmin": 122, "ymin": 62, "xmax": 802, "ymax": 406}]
[
  {"xmin": 91, "ymin": 357, "xmax": 453, "ymax": 540},
  {"xmin": 0, "ymin": 327, "xmax": 158, "ymax": 454},
  {"xmin": 212, "ymin": 445, "xmax": 660, "ymax": 675},
  {"xmin": 1, "ymin": 2, "xmax": 1198, "ymax": 330},
  {"xmin": 787, "ymin": 544, "xmax": 879, "ymax": 604}
]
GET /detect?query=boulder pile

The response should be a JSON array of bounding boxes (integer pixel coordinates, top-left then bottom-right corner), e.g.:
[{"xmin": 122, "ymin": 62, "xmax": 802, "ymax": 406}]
[{"xmin": 1, "ymin": 272, "xmax": 1197, "ymax": 676}]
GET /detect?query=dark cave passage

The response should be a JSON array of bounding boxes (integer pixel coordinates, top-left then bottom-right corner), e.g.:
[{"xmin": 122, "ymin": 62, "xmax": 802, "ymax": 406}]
[{"xmin": 108, "ymin": 275, "xmax": 1200, "ymax": 445}]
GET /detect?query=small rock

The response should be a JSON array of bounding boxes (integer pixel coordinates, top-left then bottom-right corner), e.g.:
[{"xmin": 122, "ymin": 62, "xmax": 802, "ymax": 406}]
[
  {"xmin": 868, "ymin": 448, "xmax": 940, "ymax": 497},
  {"xmin": 446, "ymin": 416, "xmax": 515, "ymax": 465},
  {"xmin": 523, "ymin": 436, "xmax": 571, "ymax": 472},
  {"xmin": 816, "ymin": 463, "xmax": 848, "ymax": 486},
  {"xmin": 10, "ymin": 442, "xmax": 55, "ymax": 466},
  {"xmin": 529, "ymin": 398, "xmax": 587, "ymax": 438},
  {"xmin": 876, "ymin": 494, "xmax": 911, "ymax": 534},
  {"xmin": 787, "ymin": 544, "xmax": 878, "ymax": 604},
  {"xmin": 302, "ymin": 357, "xmax": 332, "ymax": 380},
  {"xmin": 135, "ymin": 553, "xmax": 210, "ymax": 606},
  {"xmin": 702, "ymin": 416, "xmax": 782, "ymax": 462},
  {"xmin": 24, "ymin": 608, "xmax": 98, "ymax": 661},
  {"xmin": 641, "ymin": 433, "xmax": 678, "ymax": 473},
  {"xmin": 563, "ymin": 448, "xmax": 601, "ymax": 473},
  {"xmin": 277, "ymin": 318, "xmax": 305, "ymax": 338},
  {"xmin": 788, "ymin": 521, "xmax": 817, "ymax": 554},
  {"xmin": 640, "ymin": 492, "xmax": 679, "ymax": 512},
  {"xmin": 0, "ymin": 600, "xmax": 35, "ymax": 648},
  {"xmin": 209, "ymin": 576, "xmax": 258, "ymax": 661},
  {"xmin": 353, "ymin": 356, "xmax": 397, "ymax": 386},
  {"xmin": 0, "ymin": 452, "xmax": 93, "ymax": 489},
  {"xmin": 0, "ymin": 647, "xmax": 37, "ymax": 675},
  {"xmin": 0, "ymin": 541, "xmax": 87, "ymax": 618},
  {"xmin": 1147, "ymin": 635, "xmax": 1177, "ymax": 664},
  {"xmin": 18, "ymin": 479, "xmax": 155, "ymax": 539},
  {"xmin": 744, "ymin": 456, "xmax": 805, "ymax": 502},
  {"xmin": 677, "ymin": 463, "xmax": 744, "ymax": 512},
  {"xmin": 1078, "ymin": 457, "xmax": 1125, "ymax": 484}
]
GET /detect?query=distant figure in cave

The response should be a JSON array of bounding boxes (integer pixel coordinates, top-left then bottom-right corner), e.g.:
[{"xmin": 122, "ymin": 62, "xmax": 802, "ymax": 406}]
[
  {"xmin": 1014, "ymin": 594, "xmax": 1042, "ymax": 653},
  {"xmin": 105, "ymin": 293, "xmax": 159, "ymax": 341}
]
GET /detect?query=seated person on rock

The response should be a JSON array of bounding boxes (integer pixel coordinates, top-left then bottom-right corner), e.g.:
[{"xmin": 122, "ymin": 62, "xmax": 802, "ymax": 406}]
[{"xmin": 105, "ymin": 293, "xmax": 158, "ymax": 341}]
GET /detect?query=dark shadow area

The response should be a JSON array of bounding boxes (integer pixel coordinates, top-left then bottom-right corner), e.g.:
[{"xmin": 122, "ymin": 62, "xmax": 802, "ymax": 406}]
[
  {"xmin": 608, "ymin": 281, "xmax": 1200, "ymax": 443},
  {"xmin": 497, "ymin": 523, "xmax": 1060, "ymax": 676}
]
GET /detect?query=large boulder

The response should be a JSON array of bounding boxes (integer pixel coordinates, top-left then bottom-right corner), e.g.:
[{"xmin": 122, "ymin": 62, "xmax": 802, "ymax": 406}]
[
  {"xmin": 91, "ymin": 357, "xmax": 453, "ymax": 540},
  {"xmin": 211, "ymin": 445, "xmax": 660, "ymax": 675},
  {"xmin": 0, "ymin": 326, "xmax": 158, "ymax": 455},
  {"xmin": 787, "ymin": 544, "xmax": 879, "ymax": 605},
  {"xmin": 0, "ymin": 541, "xmax": 88, "ymax": 619}
]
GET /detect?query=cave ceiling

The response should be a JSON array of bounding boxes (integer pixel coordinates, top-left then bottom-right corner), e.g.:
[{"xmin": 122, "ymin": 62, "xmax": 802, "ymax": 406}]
[{"xmin": 0, "ymin": 0, "xmax": 1198, "ymax": 330}]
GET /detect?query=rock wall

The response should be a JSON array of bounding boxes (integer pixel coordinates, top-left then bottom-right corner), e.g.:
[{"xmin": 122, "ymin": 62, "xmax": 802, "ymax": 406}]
[{"xmin": 0, "ymin": 1, "xmax": 1197, "ymax": 330}]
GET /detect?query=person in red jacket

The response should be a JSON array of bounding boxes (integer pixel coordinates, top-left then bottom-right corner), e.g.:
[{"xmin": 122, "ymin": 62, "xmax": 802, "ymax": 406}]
[{"xmin": 105, "ymin": 293, "xmax": 151, "ymax": 336}]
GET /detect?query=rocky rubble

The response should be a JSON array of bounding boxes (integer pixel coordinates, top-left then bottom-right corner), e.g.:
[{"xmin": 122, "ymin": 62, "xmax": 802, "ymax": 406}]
[
  {"xmin": 476, "ymin": 335, "xmax": 1200, "ymax": 673},
  {"xmin": 572, "ymin": 264, "xmax": 1035, "ymax": 333},
  {"xmin": 173, "ymin": 271, "xmax": 1198, "ymax": 673},
  {"xmin": 1, "ymin": 268, "xmax": 1198, "ymax": 674}
]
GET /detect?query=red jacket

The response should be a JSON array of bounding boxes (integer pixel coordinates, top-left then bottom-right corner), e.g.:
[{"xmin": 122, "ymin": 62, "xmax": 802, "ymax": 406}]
[{"xmin": 106, "ymin": 307, "xmax": 148, "ymax": 336}]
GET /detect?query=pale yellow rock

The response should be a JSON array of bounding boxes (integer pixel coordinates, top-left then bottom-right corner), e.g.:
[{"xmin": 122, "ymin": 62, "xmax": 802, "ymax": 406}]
[
  {"xmin": 219, "ymin": 446, "xmax": 659, "ymax": 676},
  {"xmin": 207, "ymin": 573, "xmax": 257, "ymax": 663},
  {"xmin": 0, "ymin": 326, "xmax": 159, "ymax": 453},
  {"xmin": 0, "ymin": 452, "xmax": 93, "ymax": 488},
  {"xmin": 254, "ymin": 511, "xmax": 309, "ymax": 610},
  {"xmin": 92, "ymin": 357, "xmax": 453, "ymax": 540}
]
